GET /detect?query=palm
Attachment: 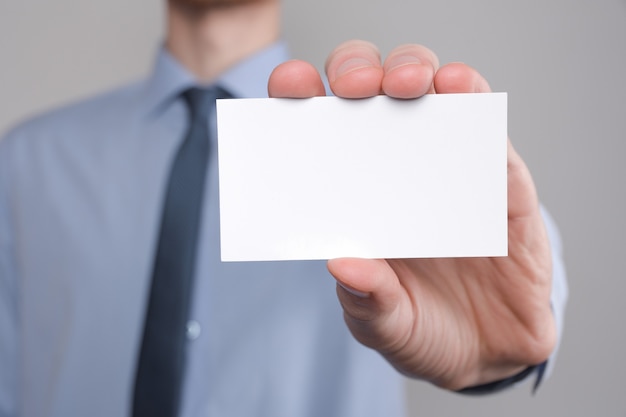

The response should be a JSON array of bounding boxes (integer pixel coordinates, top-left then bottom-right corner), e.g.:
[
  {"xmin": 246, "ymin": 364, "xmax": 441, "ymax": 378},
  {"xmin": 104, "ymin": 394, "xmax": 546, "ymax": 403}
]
[{"xmin": 382, "ymin": 246, "xmax": 552, "ymax": 389}]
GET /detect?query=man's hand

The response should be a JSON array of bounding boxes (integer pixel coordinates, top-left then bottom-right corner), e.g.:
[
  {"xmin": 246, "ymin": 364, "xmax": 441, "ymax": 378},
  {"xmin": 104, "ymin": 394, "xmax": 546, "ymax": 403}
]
[{"xmin": 267, "ymin": 40, "xmax": 556, "ymax": 390}]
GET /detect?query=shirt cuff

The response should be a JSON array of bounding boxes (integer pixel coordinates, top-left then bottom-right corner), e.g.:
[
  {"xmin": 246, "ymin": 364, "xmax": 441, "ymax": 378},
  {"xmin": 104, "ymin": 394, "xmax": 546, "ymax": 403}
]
[{"xmin": 456, "ymin": 360, "xmax": 548, "ymax": 395}]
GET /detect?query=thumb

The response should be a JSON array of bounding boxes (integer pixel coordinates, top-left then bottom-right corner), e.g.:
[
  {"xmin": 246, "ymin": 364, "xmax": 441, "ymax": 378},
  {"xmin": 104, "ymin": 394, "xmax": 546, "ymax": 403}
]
[{"xmin": 327, "ymin": 258, "xmax": 412, "ymax": 353}]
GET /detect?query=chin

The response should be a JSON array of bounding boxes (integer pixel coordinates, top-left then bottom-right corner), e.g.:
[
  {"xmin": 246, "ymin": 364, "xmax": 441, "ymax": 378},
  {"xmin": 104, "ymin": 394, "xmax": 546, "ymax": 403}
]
[{"xmin": 169, "ymin": 0, "xmax": 268, "ymax": 7}]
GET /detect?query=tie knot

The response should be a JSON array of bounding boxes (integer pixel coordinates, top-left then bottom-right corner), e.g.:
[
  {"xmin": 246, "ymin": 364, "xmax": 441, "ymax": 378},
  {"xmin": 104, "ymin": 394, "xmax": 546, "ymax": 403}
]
[{"xmin": 182, "ymin": 86, "xmax": 232, "ymax": 123}]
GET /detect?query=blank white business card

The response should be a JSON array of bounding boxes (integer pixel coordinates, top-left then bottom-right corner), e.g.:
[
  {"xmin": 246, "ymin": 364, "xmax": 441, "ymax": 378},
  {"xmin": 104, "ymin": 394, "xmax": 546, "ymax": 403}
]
[{"xmin": 216, "ymin": 93, "xmax": 507, "ymax": 262}]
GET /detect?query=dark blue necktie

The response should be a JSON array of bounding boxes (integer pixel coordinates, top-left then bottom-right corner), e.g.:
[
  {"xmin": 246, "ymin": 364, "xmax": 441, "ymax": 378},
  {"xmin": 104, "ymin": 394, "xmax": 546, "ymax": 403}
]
[{"xmin": 132, "ymin": 86, "xmax": 229, "ymax": 417}]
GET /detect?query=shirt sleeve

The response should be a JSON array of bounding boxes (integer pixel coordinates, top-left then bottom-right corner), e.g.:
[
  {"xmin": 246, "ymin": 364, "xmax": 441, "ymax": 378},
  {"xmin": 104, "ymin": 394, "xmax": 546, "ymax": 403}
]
[
  {"xmin": 0, "ymin": 134, "xmax": 19, "ymax": 417},
  {"xmin": 541, "ymin": 204, "xmax": 569, "ymax": 378}
]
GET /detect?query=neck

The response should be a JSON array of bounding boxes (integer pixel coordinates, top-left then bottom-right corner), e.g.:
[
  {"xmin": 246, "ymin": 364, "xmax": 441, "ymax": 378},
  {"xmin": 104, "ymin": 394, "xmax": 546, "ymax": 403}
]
[{"xmin": 166, "ymin": 1, "xmax": 280, "ymax": 82}]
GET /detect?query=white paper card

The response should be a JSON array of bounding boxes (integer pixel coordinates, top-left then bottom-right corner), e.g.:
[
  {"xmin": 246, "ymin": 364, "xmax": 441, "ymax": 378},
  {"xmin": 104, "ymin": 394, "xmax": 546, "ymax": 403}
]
[{"xmin": 217, "ymin": 93, "xmax": 507, "ymax": 262}]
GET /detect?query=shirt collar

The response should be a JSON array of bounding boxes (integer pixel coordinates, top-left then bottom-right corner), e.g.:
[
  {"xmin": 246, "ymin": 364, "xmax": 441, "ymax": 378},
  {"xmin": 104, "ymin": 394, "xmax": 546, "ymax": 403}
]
[{"xmin": 141, "ymin": 40, "xmax": 290, "ymax": 116}]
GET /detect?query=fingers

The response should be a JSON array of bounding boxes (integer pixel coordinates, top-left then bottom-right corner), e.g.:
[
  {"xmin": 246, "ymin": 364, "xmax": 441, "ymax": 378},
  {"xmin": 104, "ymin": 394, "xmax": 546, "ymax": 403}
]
[
  {"xmin": 433, "ymin": 62, "xmax": 492, "ymax": 94},
  {"xmin": 325, "ymin": 40, "xmax": 440, "ymax": 99},
  {"xmin": 270, "ymin": 43, "xmax": 491, "ymax": 101},
  {"xmin": 268, "ymin": 59, "xmax": 326, "ymax": 98},
  {"xmin": 382, "ymin": 44, "xmax": 439, "ymax": 97},
  {"xmin": 325, "ymin": 40, "xmax": 384, "ymax": 98}
]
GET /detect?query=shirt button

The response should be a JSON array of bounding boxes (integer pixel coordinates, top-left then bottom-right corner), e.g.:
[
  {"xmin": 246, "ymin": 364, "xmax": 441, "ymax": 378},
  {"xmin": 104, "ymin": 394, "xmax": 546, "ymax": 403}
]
[{"xmin": 186, "ymin": 320, "xmax": 201, "ymax": 341}]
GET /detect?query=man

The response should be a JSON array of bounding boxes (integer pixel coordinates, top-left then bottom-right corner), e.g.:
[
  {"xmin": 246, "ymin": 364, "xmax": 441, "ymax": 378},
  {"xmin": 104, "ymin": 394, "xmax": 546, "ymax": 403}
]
[{"xmin": 0, "ymin": 0, "xmax": 567, "ymax": 416}]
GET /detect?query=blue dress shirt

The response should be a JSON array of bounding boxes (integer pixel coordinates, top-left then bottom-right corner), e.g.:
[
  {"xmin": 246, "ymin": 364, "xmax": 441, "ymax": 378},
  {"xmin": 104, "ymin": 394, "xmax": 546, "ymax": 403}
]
[{"xmin": 0, "ymin": 42, "xmax": 567, "ymax": 417}]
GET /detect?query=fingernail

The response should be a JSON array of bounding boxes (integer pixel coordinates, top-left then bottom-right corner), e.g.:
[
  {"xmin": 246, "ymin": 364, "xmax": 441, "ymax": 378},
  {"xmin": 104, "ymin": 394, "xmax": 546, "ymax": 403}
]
[
  {"xmin": 338, "ymin": 282, "xmax": 370, "ymax": 298},
  {"xmin": 334, "ymin": 57, "xmax": 376, "ymax": 79},
  {"xmin": 385, "ymin": 54, "xmax": 422, "ymax": 72}
]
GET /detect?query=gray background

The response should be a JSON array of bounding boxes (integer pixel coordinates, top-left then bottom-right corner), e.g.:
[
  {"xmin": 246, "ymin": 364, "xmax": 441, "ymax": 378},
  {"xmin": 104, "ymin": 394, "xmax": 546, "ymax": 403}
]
[{"xmin": 1, "ymin": 0, "xmax": 625, "ymax": 415}]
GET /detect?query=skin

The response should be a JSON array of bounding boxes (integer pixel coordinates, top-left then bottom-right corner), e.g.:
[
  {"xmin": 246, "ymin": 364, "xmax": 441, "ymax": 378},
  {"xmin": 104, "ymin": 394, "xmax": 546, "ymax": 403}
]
[
  {"xmin": 167, "ymin": 2, "xmax": 557, "ymax": 391},
  {"xmin": 167, "ymin": 0, "xmax": 280, "ymax": 82},
  {"xmin": 170, "ymin": 0, "xmax": 267, "ymax": 8}
]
